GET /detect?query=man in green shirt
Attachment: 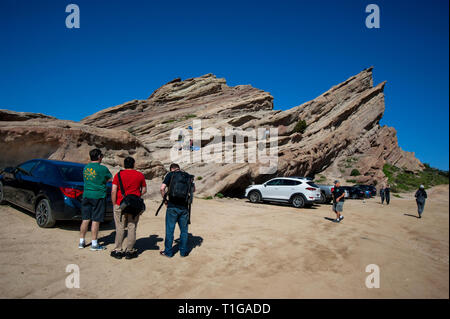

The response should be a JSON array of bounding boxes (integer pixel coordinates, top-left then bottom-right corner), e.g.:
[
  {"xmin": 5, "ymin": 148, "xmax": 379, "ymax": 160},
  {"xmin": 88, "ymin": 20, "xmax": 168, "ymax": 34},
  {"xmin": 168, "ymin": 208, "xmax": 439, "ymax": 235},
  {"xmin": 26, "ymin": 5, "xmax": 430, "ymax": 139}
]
[{"xmin": 79, "ymin": 149, "xmax": 112, "ymax": 251}]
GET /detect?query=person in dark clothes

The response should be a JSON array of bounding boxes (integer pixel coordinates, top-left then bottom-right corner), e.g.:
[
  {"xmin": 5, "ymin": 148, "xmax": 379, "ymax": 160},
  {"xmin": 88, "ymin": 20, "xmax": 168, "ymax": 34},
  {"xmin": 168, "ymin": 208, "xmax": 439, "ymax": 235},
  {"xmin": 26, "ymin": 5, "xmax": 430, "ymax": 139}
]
[
  {"xmin": 415, "ymin": 185, "xmax": 427, "ymax": 218},
  {"xmin": 380, "ymin": 186, "xmax": 385, "ymax": 205},
  {"xmin": 331, "ymin": 180, "xmax": 345, "ymax": 223},
  {"xmin": 384, "ymin": 184, "xmax": 391, "ymax": 205}
]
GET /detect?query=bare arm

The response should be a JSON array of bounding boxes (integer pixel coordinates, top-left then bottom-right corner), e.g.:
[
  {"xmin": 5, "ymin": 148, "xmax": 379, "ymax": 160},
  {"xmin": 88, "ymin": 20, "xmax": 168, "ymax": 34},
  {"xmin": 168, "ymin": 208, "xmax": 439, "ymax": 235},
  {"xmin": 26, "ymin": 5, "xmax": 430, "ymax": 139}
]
[
  {"xmin": 160, "ymin": 183, "xmax": 167, "ymax": 198},
  {"xmin": 111, "ymin": 184, "xmax": 118, "ymax": 206},
  {"xmin": 141, "ymin": 186, "xmax": 147, "ymax": 196}
]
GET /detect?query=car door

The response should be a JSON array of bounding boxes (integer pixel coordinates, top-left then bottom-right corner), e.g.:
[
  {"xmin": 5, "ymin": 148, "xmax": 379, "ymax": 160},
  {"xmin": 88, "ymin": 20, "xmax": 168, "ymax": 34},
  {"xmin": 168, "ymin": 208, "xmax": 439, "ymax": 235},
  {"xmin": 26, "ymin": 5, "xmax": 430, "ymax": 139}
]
[
  {"xmin": 13, "ymin": 160, "xmax": 42, "ymax": 211},
  {"xmin": 2, "ymin": 160, "xmax": 39, "ymax": 207},
  {"xmin": 279, "ymin": 179, "xmax": 300, "ymax": 200},
  {"xmin": 261, "ymin": 179, "xmax": 283, "ymax": 199}
]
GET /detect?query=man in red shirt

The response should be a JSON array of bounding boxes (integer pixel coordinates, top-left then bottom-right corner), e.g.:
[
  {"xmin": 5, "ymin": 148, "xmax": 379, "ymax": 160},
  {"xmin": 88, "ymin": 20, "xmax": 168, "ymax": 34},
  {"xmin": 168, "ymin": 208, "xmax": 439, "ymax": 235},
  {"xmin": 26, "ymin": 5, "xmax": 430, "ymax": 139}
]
[{"xmin": 110, "ymin": 157, "xmax": 147, "ymax": 259}]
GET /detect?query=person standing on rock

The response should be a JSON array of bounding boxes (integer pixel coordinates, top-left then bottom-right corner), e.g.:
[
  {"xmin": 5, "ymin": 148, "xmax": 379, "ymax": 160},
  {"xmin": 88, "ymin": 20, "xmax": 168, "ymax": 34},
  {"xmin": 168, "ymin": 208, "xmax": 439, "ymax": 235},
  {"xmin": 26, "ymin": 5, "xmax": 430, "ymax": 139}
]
[
  {"xmin": 380, "ymin": 186, "xmax": 385, "ymax": 205},
  {"xmin": 331, "ymin": 180, "xmax": 345, "ymax": 223},
  {"xmin": 79, "ymin": 149, "xmax": 112, "ymax": 251},
  {"xmin": 415, "ymin": 185, "xmax": 427, "ymax": 218},
  {"xmin": 110, "ymin": 157, "xmax": 147, "ymax": 260},
  {"xmin": 384, "ymin": 184, "xmax": 391, "ymax": 205},
  {"xmin": 159, "ymin": 163, "xmax": 195, "ymax": 257}
]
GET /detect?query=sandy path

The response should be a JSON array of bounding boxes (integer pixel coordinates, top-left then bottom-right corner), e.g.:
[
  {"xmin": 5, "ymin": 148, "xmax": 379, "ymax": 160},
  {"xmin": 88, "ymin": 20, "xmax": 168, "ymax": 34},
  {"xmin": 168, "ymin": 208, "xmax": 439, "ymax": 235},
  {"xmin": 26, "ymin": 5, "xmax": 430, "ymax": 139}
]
[{"xmin": 0, "ymin": 185, "xmax": 448, "ymax": 298}]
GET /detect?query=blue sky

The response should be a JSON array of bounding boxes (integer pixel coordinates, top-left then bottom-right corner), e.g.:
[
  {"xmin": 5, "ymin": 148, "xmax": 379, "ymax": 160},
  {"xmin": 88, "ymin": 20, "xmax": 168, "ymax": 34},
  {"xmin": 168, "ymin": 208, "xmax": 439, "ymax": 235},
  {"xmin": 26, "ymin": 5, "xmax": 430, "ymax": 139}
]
[{"xmin": 0, "ymin": 0, "xmax": 448, "ymax": 170}]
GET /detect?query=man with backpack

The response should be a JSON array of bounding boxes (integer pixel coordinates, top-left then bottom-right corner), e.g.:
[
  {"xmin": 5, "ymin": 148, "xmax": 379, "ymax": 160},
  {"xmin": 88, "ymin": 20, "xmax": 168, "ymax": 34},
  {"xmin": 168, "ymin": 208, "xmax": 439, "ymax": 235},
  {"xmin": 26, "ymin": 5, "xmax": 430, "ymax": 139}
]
[
  {"xmin": 384, "ymin": 184, "xmax": 391, "ymax": 205},
  {"xmin": 159, "ymin": 163, "xmax": 195, "ymax": 258},
  {"xmin": 331, "ymin": 180, "xmax": 345, "ymax": 223},
  {"xmin": 110, "ymin": 157, "xmax": 147, "ymax": 259},
  {"xmin": 415, "ymin": 185, "xmax": 427, "ymax": 219},
  {"xmin": 79, "ymin": 149, "xmax": 112, "ymax": 251}
]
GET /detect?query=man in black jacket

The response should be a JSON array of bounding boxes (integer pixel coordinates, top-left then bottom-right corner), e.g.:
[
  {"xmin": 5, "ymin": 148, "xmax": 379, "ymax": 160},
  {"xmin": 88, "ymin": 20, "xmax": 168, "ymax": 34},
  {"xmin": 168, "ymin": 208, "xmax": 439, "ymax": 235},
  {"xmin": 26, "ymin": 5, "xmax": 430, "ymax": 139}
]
[{"xmin": 415, "ymin": 185, "xmax": 427, "ymax": 218}]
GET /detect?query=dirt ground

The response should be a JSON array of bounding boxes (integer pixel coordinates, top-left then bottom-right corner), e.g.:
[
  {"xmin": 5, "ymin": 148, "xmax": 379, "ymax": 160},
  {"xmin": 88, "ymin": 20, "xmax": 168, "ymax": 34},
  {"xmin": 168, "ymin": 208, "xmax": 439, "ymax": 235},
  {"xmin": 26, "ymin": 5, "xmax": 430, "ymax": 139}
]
[{"xmin": 0, "ymin": 185, "xmax": 448, "ymax": 299}]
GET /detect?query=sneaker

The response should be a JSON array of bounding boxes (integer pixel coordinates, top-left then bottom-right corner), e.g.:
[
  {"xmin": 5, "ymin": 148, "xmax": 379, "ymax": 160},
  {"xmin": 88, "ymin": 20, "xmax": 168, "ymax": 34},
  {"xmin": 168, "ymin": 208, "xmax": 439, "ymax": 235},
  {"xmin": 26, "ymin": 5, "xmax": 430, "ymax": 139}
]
[
  {"xmin": 333, "ymin": 219, "xmax": 340, "ymax": 223},
  {"xmin": 78, "ymin": 242, "xmax": 86, "ymax": 249},
  {"xmin": 90, "ymin": 244, "xmax": 106, "ymax": 251},
  {"xmin": 339, "ymin": 216, "xmax": 344, "ymax": 221},
  {"xmin": 125, "ymin": 250, "xmax": 138, "ymax": 260},
  {"xmin": 160, "ymin": 251, "xmax": 173, "ymax": 258},
  {"xmin": 110, "ymin": 250, "xmax": 124, "ymax": 259}
]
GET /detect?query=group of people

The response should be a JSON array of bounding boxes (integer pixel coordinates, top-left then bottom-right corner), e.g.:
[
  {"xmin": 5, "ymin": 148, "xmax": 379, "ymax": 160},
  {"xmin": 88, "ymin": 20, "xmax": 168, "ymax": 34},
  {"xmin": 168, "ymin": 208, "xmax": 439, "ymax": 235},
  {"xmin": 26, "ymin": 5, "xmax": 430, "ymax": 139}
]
[
  {"xmin": 79, "ymin": 148, "xmax": 194, "ymax": 259},
  {"xmin": 331, "ymin": 181, "xmax": 428, "ymax": 222}
]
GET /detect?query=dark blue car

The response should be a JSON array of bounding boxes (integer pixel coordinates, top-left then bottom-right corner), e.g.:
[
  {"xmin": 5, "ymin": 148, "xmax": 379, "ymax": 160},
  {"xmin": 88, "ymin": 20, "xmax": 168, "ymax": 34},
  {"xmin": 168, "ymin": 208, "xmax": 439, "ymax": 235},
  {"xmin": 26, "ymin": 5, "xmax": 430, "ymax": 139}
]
[{"xmin": 0, "ymin": 159, "xmax": 113, "ymax": 228}]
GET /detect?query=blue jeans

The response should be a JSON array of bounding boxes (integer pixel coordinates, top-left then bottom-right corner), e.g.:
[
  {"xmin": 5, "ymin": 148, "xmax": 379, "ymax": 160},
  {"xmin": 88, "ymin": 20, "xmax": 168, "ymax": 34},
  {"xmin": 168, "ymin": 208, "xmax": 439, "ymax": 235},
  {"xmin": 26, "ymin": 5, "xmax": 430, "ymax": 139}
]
[{"xmin": 164, "ymin": 205, "xmax": 189, "ymax": 257}]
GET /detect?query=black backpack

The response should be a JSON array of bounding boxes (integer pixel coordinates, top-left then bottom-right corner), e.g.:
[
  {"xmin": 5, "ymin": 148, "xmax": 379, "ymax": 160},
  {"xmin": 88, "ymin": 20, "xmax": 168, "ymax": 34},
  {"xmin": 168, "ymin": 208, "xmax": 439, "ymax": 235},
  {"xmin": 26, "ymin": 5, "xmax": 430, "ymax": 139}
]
[{"xmin": 168, "ymin": 171, "xmax": 194, "ymax": 204}]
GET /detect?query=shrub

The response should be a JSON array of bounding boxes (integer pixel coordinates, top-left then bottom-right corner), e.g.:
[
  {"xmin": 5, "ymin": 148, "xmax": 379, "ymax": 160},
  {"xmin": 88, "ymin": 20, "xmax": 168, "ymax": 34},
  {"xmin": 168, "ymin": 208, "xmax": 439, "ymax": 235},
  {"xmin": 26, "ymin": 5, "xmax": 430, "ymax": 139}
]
[
  {"xmin": 215, "ymin": 193, "xmax": 224, "ymax": 199},
  {"xmin": 203, "ymin": 196, "xmax": 213, "ymax": 200},
  {"xmin": 197, "ymin": 176, "xmax": 203, "ymax": 180},
  {"xmin": 350, "ymin": 169, "xmax": 361, "ymax": 176},
  {"xmin": 293, "ymin": 120, "xmax": 307, "ymax": 134}
]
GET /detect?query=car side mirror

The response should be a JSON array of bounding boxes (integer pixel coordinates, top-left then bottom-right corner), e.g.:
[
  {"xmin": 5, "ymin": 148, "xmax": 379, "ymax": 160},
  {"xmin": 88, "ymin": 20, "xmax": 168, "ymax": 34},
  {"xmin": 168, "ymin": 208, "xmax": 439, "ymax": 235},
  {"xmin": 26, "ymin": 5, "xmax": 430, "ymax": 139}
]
[{"xmin": 264, "ymin": 184, "xmax": 267, "ymax": 187}]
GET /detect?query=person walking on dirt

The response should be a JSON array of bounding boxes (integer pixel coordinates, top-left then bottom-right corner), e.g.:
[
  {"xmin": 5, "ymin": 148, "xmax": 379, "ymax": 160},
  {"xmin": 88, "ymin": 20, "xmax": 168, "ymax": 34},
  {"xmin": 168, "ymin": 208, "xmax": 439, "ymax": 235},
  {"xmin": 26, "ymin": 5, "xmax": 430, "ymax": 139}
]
[
  {"xmin": 332, "ymin": 180, "xmax": 345, "ymax": 223},
  {"xmin": 79, "ymin": 149, "xmax": 112, "ymax": 251},
  {"xmin": 380, "ymin": 186, "xmax": 385, "ymax": 205},
  {"xmin": 384, "ymin": 184, "xmax": 391, "ymax": 205},
  {"xmin": 415, "ymin": 185, "xmax": 427, "ymax": 218},
  {"xmin": 110, "ymin": 157, "xmax": 147, "ymax": 260}
]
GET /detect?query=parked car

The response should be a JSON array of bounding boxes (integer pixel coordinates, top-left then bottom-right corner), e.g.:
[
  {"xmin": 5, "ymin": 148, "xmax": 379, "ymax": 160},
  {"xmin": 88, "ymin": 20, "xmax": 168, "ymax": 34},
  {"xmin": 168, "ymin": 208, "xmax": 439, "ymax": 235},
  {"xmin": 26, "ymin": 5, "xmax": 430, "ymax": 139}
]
[
  {"xmin": 354, "ymin": 185, "xmax": 377, "ymax": 197},
  {"xmin": 317, "ymin": 184, "xmax": 333, "ymax": 204},
  {"xmin": 245, "ymin": 177, "xmax": 321, "ymax": 208},
  {"xmin": 341, "ymin": 186, "xmax": 366, "ymax": 199},
  {"xmin": 0, "ymin": 159, "xmax": 113, "ymax": 228}
]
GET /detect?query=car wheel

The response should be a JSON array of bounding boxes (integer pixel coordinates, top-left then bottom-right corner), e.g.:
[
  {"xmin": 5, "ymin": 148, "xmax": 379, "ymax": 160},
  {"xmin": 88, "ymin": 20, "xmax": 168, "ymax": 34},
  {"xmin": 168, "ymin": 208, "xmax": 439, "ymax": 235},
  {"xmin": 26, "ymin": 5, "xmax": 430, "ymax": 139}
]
[
  {"xmin": 319, "ymin": 192, "xmax": 327, "ymax": 204},
  {"xmin": 291, "ymin": 194, "xmax": 305, "ymax": 208},
  {"xmin": 35, "ymin": 198, "xmax": 56, "ymax": 228},
  {"xmin": 0, "ymin": 181, "xmax": 5, "ymax": 205},
  {"xmin": 248, "ymin": 191, "xmax": 261, "ymax": 203}
]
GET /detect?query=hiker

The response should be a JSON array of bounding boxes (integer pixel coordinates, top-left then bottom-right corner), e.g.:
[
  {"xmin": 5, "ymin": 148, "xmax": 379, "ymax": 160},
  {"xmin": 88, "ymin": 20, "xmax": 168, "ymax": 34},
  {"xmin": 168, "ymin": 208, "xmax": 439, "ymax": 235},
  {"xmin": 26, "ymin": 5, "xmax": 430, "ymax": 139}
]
[
  {"xmin": 415, "ymin": 185, "xmax": 427, "ymax": 218},
  {"xmin": 380, "ymin": 186, "xmax": 385, "ymax": 205},
  {"xmin": 384, "ymin": 184, "xmax": 391, "ymax": 205},
  {"xmin": 79, "ymin": 149, "xmax": 112, "ymax": 251},
  {"xmin": 160, "ymin": 163, "xmax": 195, "ymax": 257},
  {"xmin": 110, "ymin": 157, "xmax": 147, "ymax": 259},
  {"xmin": 331, "ymin": 180, "xmax": 345, "ymax": 223}
]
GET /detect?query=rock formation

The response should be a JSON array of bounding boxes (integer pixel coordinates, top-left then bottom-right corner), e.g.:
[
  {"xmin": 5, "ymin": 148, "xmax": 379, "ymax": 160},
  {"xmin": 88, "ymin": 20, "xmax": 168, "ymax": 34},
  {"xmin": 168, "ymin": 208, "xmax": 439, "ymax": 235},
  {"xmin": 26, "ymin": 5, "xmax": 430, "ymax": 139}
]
[
  {"xmin": 79, "ymin": 67, "xmax": 424, "ymax": 196},
  {"xmin": 1, "ymin": 68, "xmax": 424, "ymax": 197},
  {"xmin": 0, "ymin": 116, "xmax": 165, "ymax": 179}
]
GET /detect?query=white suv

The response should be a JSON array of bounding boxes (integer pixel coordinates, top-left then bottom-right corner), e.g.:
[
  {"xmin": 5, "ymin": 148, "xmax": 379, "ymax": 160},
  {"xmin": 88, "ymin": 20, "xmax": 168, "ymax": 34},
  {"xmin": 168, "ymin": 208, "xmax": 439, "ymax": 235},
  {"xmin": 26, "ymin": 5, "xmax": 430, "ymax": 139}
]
[{"xmin": 244, "ymin": 177, "xmax": 322, "ymax": 208}]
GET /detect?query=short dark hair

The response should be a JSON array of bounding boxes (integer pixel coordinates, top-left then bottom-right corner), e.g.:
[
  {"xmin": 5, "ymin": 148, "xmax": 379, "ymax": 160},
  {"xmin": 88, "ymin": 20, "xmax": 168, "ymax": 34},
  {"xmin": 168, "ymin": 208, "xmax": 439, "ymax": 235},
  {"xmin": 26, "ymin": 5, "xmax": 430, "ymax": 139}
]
[
  {"xmin": 124, "ymin": 157, "xmax": 135, "ymax": 169},
  {"xmin": 89, "ymin": 149, "xmax": 103, "ymax": 161},
  {"xmin": 169, "ymin": 163, "xmax": 180, "ymax": 171}
]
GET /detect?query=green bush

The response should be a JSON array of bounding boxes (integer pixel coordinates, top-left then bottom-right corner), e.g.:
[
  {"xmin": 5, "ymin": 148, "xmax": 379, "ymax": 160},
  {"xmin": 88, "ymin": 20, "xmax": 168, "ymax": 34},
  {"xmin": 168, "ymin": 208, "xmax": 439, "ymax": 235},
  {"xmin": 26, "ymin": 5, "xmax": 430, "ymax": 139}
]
[
  {"xmin": 293, "ymin": 120, "xmax": 307, "ymax": 134},
  {"xmin": 383, "ymin": 163, "xmax": 449, "ymax": 192},
  {"xmin": 350, "ymin": 169, "xmax": 361, "ymax": 176},
  {"xmin": 197, "ymin": 176, "xmax": 203, "ymax": 180},
  {"xmin": 215, "ymin": 193, "xmax": 224, "ymax": 199},
  {"xmin": 203, "ymin": 196, "xmax": 213, "ymax": 200}
]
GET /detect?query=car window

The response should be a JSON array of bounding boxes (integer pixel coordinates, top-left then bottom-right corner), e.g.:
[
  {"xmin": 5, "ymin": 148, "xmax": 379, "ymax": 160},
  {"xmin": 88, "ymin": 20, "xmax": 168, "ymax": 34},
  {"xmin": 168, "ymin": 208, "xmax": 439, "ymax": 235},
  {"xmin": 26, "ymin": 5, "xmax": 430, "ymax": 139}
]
[
  {"xmin": 306, "ymin": 182, "xmax": 319, "ymax": 188},
  {"xmin": 286, "ymin": 180, "xmax": 302, "ymax": 185},
  {"xmin": 266, "ymin": 179, "xmax": 282, "ymax": 186},
  {"xmin": 17, "ymin": 161, "xmax": 38, "ymax": 175},
  {"xmin": 32, "ymin": 162, "xmax": 61, "ymax": 181},
  {"xmin": 58, "ymin": 165, "xmax": 84, "ymax": 182}
]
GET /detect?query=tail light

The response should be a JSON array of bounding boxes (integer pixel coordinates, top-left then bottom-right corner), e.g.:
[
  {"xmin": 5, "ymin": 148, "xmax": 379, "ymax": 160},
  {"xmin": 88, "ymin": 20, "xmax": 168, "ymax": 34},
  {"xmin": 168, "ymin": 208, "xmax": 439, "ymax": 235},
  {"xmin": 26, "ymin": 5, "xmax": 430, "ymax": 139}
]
[
  {"xmin": 331, "ymin": 187, "xmax": 334, "ymax": 192},
  {"xmin": 60, "ymin": 187, "xmax": 83, "ymax": 199},
  {"xmin": 306, "ymin": 187, "xmax": 317, "ymax": 191}
]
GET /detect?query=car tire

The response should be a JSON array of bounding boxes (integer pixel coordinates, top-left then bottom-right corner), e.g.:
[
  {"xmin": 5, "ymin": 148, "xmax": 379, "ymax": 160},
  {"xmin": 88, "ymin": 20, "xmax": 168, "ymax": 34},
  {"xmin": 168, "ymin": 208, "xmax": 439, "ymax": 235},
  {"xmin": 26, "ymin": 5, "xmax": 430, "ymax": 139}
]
[
  {"xmin": 318, "ymin": 192, "xmax": 327, "ymax": 204},
  {"xmin": 291, "ymin": 194, "xmax": 305, "ymax": 208},
  {"xmin": 35, "ymin": 198, "xmax": 56, "ymax": 228},
  {"xmin": 0, "ymin": 181, "xmax": 6, "ymax": 205},
  {"xmin": 248, "ymin": 191, "xmax": 262, "ymax": 203}
]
